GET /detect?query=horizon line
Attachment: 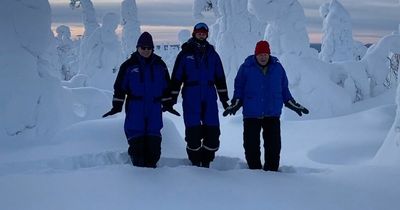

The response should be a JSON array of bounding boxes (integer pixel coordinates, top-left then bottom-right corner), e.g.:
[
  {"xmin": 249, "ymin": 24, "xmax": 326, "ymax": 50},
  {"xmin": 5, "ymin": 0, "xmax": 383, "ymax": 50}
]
[{"xmin": 51, "ymin": 23, "xmax": 386, "ymax": 45}]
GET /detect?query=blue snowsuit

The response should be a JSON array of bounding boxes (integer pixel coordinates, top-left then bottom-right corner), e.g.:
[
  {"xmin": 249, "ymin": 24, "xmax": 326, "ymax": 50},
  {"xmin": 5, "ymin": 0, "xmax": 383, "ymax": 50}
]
[
  {"xmin": 171, "ymin": 38, "xmax": 229, "ymax": 166},
  {"xmin": 233, "ymin": 55, "xmax": 293, "ymax": 117},
  {"xmin": 113, "ymin": 52, "xmax": 171, "ymax": 167},
  {"xmin": 232, "ymin": 55, "xmax": 294, "ymax": 171}
]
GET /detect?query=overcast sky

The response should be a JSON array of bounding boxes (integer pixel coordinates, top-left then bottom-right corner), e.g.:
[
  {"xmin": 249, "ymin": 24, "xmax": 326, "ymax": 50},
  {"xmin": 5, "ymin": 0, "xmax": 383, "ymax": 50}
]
[{"xmin": 49, "ymin": 0, "xmax": 400, "ymax": 44}]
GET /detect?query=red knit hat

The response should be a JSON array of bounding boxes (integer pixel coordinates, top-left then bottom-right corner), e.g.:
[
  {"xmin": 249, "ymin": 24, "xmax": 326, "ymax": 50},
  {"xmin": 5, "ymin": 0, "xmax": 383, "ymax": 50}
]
[{"xmin": 254, "ymin": 41, "xmax": 271, "ymax": 55}]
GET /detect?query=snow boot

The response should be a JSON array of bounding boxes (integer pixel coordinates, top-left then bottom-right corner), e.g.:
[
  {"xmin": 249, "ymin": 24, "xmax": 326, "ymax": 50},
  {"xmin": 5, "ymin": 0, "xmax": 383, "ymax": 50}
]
[
  {"xmin": 144, "ymin": 135, "xmax": 162, "ymax": 168},
  {"xmin": 128, "ymin": 136, "xmax": 146, "ymax": 167},
  {"xmin": 202, "ymin": 125, "xmax": 220, "ymax": 164},
  {"xmin": 185, "ymin": 126, "xmax": 203, "ymax": 167}
]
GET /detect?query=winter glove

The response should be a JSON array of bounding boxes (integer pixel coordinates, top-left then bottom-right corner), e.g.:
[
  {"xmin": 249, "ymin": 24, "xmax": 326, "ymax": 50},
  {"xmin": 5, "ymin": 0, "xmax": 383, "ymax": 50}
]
[
  {"xmin": 223, "ymin": 99, "xmax": 242, "ymax": 117},
  {"xmin": 102, "ymin": 100, "xmax": 123, "ymax": 118},
  {"xmin": 285, "ymin": 99, "xmax": 309, "ymax": 116},
  {"xmin": 162, "ymin": 102, "xmax": 181, "ymax": 116},
  {"xmin": 221, "ymin": 100, "xmax": 229, "ymax": 110}
]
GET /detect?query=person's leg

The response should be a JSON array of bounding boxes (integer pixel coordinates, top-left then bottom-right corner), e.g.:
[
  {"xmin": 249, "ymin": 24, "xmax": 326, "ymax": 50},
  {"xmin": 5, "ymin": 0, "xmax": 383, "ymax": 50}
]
[
  {"xmin": 124, "ymin": 113, "xmax": 146, "ymax": 167},
  {"xmin": 201, "ymin": 125, "xmax": 220, "ymax": 168},
  {"xmin": 185, "ymin": 125, "xmax": 203, "ymax": 166},
  {"xmin": 243, "ymin": 118, "xmax": 262, "ymax": 169},
  {"xmin": 262, "ymin": 117, "xmax": 281, "ymax": 171},
  {"xmin": 144, "ymin": 135, "xmax": 162, "ymax": 168},
  {"xmin": 128, "ymin": 136, "xmax": 146, "ymax": 167},
  {"xmin": 145, "ymin": 108, "xmax": 163, "ymax": 168}
]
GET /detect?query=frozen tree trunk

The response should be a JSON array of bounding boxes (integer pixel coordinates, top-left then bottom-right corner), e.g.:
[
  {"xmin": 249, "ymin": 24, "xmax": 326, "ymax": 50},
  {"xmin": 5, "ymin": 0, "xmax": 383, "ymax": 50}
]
[
  {"xmin": 121, "ymin": 0, "xmax": 141, "ymax": 58},
  {"xmin": 319, "ymin": 0, "xmax": 354, "ymax": 63}
]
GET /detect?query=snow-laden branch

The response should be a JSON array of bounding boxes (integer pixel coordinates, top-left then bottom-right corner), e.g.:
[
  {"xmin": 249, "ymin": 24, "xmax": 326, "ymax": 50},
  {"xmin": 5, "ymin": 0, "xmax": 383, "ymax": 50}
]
[{"xmin": 70, "ymin": 0, "xmax": 99, "ymax": 38}]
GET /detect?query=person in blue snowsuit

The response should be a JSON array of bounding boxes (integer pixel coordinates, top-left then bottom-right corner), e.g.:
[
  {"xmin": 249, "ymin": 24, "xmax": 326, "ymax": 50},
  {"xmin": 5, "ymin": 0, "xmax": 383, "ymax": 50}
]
[
  {"xmin": 224, "ymin": 40, "xmax": 309, "ymax": 171},
  {"xmin": 170, "ymin": 23, "xmax": 229, "ymax": 167},
  {"xmin": 102, "ymin": 32, "xmax": 179, "ymax": 168}
]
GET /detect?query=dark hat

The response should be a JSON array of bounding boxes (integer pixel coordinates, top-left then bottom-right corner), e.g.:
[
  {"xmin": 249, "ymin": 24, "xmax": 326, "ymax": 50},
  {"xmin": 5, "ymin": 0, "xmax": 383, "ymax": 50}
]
[
  {"xmin": 255, "ymin": 40, "xmax": 271, "ymax": 55},
  {"xmin": 136, "ymin": 32, "xmax": 154, "ymax": 48},
  {"xmin": 192, "ymin": 22, "xmax": 209, "ymax": 37}
]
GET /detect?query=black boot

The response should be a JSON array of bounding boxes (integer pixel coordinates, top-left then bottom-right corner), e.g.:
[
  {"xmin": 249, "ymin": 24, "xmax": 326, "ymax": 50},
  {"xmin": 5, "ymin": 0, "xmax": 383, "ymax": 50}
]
[
  {"xmin": 263, "ymin": 164, "xmax": 279, "ymax": 172},
  {"xmin": 185, "ymin": 126, "xmax": 203, "ymax": 167},
  {"xmin": 202, "ymin": 126, "xmax": 220, "ymax": 166},
  {"xmin": 128, "ymin": 136, "xmax": 146, "ymax": 167},
  {"xmin": 144, "ymin": 135, "xmax": 162, "ymax": 168}
]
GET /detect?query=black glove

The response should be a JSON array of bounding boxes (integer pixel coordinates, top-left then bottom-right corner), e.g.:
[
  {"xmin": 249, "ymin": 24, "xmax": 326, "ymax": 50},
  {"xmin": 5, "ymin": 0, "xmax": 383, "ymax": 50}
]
[
  {"xmin": 102, "ymin": 100, "xmax": 123, "ymax": 118},
  {"xmin": 223, "ymin": 99, "xmax": 242, "ymax": 117},
  {"xmin": 285, "ymin": 99, "xmax": 309, "ymax": 116},
  {"xmin": 162, "ymin": 102, "xmax": 181, "ymax": 116},
  {"xmin": 221, "ymin": 100, "xmax": 229, "ymax": 110}
]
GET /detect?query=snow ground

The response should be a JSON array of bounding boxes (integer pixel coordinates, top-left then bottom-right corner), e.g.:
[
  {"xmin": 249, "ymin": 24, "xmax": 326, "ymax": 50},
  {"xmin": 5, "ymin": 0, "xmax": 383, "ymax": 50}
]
[{"xmin": 0, "ymin": 102, "xmax": 398, "ymax": 210}]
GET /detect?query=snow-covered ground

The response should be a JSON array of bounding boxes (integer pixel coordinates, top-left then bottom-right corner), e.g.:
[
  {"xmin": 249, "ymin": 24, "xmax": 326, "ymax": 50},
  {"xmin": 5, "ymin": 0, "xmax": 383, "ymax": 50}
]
[
  {"xmin": 1, "ymin": 0, "xmax": 400, "ymax": 209},
  {"xmin": 1, "ymin": 97, "xmax": 399, "ymax": 210}
]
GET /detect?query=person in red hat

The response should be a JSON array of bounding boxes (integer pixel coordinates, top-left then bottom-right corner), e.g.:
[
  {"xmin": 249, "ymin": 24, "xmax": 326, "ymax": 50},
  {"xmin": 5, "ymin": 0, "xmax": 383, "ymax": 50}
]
[{"xmin": 224, "ymin": 40, "xmax": 309, "ymax": 171}]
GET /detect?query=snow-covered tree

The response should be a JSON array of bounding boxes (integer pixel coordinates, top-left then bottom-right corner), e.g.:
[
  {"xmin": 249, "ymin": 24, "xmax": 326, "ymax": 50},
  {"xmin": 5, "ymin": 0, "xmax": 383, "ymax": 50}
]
[
  {"xmin": 212, "ymin": 0, "xmax": 266, "ymax": 85},
  {"xmin": 277, "ymin": 54, "xmax": 353, "ymax": 119},
  {"xmin": 70, "ymin": 0, "xmax": 99, "ymax": 38},
  {"xmin": 385, "ymin": 53, "xmax": 400, "ymax": 88},
  {"xmin": 337, "ymin": 61, "xmax": 370, "ymax": 102},
  {"xmin": 0, "ymin": 0, "xmax": 76, "ymax": 144},
  {"xmin": 155, "ymin": 44, "xmax": 180, "ymax": 71},
  {"xmin": 362, "ymin": 34, "xmax": 400, "ymax": 96},
  {"xmin": 121, "ymin": 0, "xmax": 141, "ymax": 59},
  {"xmin": 178, "ymin": 29, "xmax": 191, "ymax": 44},
  {"xmin": 384, "ymin": 24, "xmax": 400, "ymax": 88},
  {"xmin": 56, "ymin": 25, "xmax": 73, "ymax": 45},
  {"xmin": 319, "ymin": 0, "xmax": 354, "ymax": 63},
  {"xmin": 79, "ymin": 12, "xmax": 123, "ymax": 91},
  {"xmin": 248, "ymin": 0, "xmax": 312, "ymax": 56},
  {"xmin": 55, "ymin": 25, "xmax": 79, "ymax": 80},
  {"xmin": 193, "ymin": 0, "xmax": 220, "ymax": 19},
  {"xmin": 353, "ymin": 40, "xmax": 367, "ymax": 61}
]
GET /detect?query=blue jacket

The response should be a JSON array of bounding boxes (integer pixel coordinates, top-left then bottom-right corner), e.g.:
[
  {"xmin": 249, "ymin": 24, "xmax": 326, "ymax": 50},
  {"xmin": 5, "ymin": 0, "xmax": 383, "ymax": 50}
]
[
  {"xmin": 113, "ymin": 52, "xmax": 171, "ymax": 139},
  {"xmin": 170, "ymin": 38, "xmax": 229, "ymax": 127},
  {"xmin": 233, "ymin": 55, "xmax": 293, "ymax": 118}
]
